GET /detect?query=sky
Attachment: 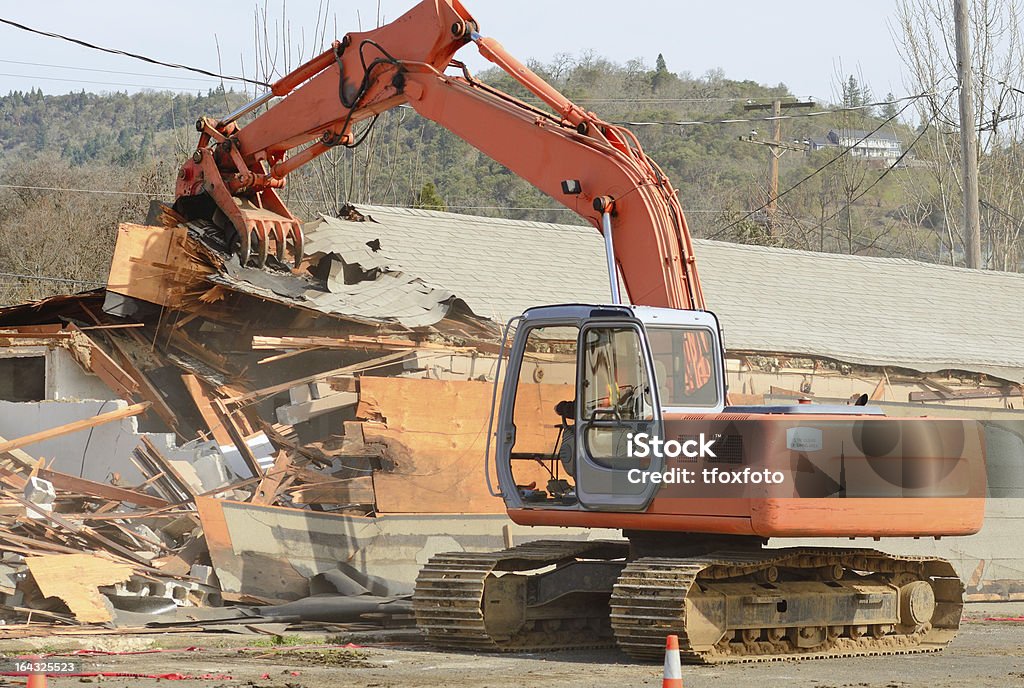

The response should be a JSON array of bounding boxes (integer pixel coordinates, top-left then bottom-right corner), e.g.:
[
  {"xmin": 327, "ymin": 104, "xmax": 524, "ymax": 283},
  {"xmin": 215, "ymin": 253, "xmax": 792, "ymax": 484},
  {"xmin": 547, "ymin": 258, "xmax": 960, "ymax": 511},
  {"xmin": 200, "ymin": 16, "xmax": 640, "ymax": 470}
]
[{"xmin": 0, "ymin": 1, "xmax": 909, "ymax": 106}]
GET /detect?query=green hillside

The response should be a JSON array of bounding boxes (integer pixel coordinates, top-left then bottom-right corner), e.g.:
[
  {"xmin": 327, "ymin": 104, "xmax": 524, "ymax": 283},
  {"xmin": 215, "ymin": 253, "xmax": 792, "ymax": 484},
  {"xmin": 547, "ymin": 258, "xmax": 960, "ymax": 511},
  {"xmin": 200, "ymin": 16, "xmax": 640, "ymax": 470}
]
[{"xmin": 0, "ymin": 56, "xmax": 995, "ymax": 305}]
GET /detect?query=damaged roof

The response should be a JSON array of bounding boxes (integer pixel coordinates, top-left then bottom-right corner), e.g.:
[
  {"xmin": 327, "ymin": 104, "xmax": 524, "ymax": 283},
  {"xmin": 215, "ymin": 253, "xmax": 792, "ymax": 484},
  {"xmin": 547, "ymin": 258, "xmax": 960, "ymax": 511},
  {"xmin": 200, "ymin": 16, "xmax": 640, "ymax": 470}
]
[
  {"xmin": 202, "ymin": 216, "xmax": 482, "ymax": 330},
  {"xmin": 322, "ymin": 204, "xmax": 1024, "ymax": 382}
]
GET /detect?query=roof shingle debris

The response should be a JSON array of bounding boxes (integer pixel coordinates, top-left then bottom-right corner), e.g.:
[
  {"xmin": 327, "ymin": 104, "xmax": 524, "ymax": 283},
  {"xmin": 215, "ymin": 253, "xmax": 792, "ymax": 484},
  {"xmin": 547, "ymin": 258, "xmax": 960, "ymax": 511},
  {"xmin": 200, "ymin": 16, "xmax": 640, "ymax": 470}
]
[{"xmin": 195, "ymin": 208, "xmax": 484, "ymax": 331}]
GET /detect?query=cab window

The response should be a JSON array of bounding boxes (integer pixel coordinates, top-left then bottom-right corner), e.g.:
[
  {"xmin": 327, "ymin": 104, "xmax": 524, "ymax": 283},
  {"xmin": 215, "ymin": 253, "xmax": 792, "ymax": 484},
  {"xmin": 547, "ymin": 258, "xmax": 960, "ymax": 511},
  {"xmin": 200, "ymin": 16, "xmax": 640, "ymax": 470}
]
[
  {"xmin": 647, "ymin": 327, "xmax": 719, "ymax": 407},
  {"xmin": 581, "ymin": 326, "xmax": 654, "ymax": 421},
  {"xmin": 579, "ymin": 325, "xmax": 655, "ymax": 470}
]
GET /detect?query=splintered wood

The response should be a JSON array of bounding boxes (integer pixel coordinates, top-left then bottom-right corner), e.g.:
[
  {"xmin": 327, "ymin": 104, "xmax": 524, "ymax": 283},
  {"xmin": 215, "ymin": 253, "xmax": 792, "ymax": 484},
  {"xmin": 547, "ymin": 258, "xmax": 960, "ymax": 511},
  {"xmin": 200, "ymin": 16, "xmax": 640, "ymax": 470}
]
[{"xmin": 27, "ymin": 554, "xmax": 134, "ymax": 623}]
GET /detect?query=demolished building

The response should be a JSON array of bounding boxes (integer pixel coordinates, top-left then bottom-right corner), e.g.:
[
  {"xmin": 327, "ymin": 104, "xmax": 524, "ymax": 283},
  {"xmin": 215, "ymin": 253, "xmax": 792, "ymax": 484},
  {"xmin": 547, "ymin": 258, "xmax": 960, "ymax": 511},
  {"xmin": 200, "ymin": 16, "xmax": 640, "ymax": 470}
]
[{"xmin": 0, "ymin": 203, "xmax": 1020, "ymax": 636}]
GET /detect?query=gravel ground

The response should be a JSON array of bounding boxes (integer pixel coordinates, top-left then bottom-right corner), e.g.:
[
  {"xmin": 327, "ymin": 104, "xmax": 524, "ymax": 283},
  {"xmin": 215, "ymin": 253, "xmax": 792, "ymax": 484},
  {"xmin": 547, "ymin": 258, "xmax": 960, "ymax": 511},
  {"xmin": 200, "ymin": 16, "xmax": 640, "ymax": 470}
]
[{"xmin": 5, "ymin": 604, "xmax": 1023, "ymax": 688}]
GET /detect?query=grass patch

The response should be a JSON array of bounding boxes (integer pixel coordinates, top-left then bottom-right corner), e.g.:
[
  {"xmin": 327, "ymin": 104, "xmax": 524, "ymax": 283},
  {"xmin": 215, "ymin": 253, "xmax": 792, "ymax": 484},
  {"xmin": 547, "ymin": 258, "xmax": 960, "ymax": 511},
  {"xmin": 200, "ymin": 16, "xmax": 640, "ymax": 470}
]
[{"xmin": 245, "ymin": 634, "xmax": 322, "ymax": 648}]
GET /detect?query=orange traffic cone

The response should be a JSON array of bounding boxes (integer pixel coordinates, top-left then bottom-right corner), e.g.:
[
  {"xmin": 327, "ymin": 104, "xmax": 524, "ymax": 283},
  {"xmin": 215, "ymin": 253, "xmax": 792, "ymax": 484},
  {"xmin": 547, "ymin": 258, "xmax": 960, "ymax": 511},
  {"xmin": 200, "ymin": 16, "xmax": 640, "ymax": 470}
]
[
  {"xmin": 26, "ymin": 656, "xmax": 47, "ymax": 688},
  {"xmin": 663, "ymin": 634, "xmax": 683, "ymax": 688}
]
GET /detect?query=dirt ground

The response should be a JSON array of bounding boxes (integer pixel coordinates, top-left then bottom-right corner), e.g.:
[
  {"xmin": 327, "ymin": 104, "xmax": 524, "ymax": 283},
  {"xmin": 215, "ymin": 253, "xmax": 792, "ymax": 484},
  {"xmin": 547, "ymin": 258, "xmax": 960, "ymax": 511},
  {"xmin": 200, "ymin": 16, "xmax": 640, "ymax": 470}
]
[{"xmin": 5, "ymin": 604, "xmax": 1023, "ymax": 688}]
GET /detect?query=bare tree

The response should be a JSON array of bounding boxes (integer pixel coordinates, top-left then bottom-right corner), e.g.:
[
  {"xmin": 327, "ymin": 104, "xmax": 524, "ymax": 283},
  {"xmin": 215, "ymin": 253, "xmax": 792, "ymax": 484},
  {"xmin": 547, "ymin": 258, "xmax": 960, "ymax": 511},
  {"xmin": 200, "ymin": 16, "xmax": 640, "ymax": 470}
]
[
  {"xmin": 0, "ymin": 155, "xmax": 169, "ymax": 304},
  {"xmin": 894, "ymin": 0, "xmax": 1024, "ymax": 270}
]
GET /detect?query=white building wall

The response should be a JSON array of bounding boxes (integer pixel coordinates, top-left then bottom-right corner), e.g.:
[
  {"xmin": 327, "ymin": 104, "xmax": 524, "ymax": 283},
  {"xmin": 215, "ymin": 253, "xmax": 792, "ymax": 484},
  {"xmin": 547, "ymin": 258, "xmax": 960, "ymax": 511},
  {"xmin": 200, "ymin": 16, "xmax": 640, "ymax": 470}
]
[{"xmin": 46, "ymin": 347, "xmax": 118, "ymax": 401}]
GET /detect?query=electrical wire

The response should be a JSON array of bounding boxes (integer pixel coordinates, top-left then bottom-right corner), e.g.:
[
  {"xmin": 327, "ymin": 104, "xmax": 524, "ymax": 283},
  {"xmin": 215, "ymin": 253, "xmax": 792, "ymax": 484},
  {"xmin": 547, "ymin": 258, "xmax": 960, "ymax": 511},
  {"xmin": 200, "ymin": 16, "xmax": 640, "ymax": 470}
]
[
  {"xmin": 710, "ymin": 90, "xmax": 940, "ymax": 238},
  {"xmin": 0, "ymin": 58, "xmax": 769, "ymax": 98},
  {"xmin": 0, "ymin": 71, "xmax": 211, "ymax": 91},
  {"xmin": 612, "ymin": 93, "xmax": 935, "ymax": 127},
  {"xmin": 0, "ymin": 16, "xmax": 269, "ymax": 87},
  {"xmin": 0, "ymin": 58, "xmax": 221, "ymax": 83},
  {"xmin": 0, "ymin": 270, "xmax": 105, "ymax": 286},
  {"xmin": 0, "ymin": 185, "xmax": 748, "ymax": 217},
  {"xmin": 0, "ymin": 183, "xmax": 171, "ymax": 197},
  {"xmin": 811, "ymin": 90, "xmax": 955, "ymax": 230}
]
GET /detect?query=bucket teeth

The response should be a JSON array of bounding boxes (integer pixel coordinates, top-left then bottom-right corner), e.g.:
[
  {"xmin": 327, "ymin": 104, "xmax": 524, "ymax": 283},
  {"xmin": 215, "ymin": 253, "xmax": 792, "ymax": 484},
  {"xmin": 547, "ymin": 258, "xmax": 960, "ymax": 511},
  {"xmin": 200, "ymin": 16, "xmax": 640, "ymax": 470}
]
[
  {"xmin": 288, "ymin": 225, "xmax": 304, "ymax": 268},
  {"xmin": 235, "ymin": 226, "xmax": 252, "ymax": 268},
  {"xmin": 253, "ymin": 223, "xmax": 269, "ymax": 268},
  {"xmin": 234, "ymin": 220, "xmax": 303, "ymax": 269}
]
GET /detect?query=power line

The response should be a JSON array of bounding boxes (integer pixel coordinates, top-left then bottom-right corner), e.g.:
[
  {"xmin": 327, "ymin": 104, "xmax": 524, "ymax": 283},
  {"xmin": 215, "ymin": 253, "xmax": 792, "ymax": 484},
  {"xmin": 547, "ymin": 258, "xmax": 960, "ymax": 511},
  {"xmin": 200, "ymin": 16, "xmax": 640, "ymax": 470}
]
[
  {"xmin": 0, "ymin": 183, "xmax": 170, "ymax": 198},
  {"xmin": 710, "ymin": 90, "xmax": 941, "ymax": 238},
  {"xmin": 0, "ymin": 270, "xmax": 104, "ymax": 286},
  {"xmin": 0, "ymin": 58, "xmax": 221, "ymax": 83},
  {"xmin": 0, "ymin": 72, "xmax": 217, "ymax": 91},
  {"xmin": 0, "ymin": 16, "xmax": 268, "ymax": 87},
  {"xmin": 613, "ymin": 93, "xmax": 932, "ymax": 127},
  {"xmin": 0, "ymin": 186, "xmax": 742, "ymax": 217},
  {"xmin": 565, "ymin": 97, "xmax": 797, "ymax": 104},
  {"xmin": 812, "ymin": 91, "xmax": 955, "ymax": 230}
]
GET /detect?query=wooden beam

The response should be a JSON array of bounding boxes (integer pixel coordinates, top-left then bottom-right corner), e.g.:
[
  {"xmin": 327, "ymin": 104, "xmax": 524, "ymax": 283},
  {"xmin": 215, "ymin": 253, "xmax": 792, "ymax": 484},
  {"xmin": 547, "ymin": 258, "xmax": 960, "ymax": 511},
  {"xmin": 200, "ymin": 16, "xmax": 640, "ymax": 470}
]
[
  {"xmin": 0, "ymin": 437, "xmax": 37, "ymax": 488},
  {"xmin": 227, "ymin": 350, "xmax": 410, "ymax": 405},
  {"xmin": 167, "ymin": 326, "xmax": 233, "ymax": 375},
  {"xmin": 869, "ymin": 377, "xmax": 887, "ymax": 401},
  {"xmin": 180, "ymin": 374, "xmax": 233, "ymax": 447},
  {"xmin": 0, "ymin": 402, "xmax": 151, "ymax": 456},
  {"xmin": 138, "ymin": 436, "xmax": 197, "ymax": 500},
  {"xmin": 102, "ymin": 333, "xmax": 181, "ymax": 432},
  {"xmin": 252, "ymin": 334, "xmax": 474, "ymax": 352},
  {"xmin": 77, "ymin": 323, "xmax": 147, "ymax": 331},
  {"xmin": 250, "ymin": 451, "xmax": 293, "ymax": 506},
  {"xmin": 257, "ymin": 346, "xmax": 327, "ymax": 366},
  {"xmin": 910, "ymin": 386, "xmax": 1022, "ymax": 402},
  {"xmin": 65, "ymin": 325, "xmax": 139, "ymax": 399},
  {"xmin": 37, "ymin": 468, "xmax": 169, "ymax": 509},
  {"xmin": 211, "ymin": 399, "xmax": 264, "ymax": 477},
  {"xmin": 1, "ymin": 489, "xmax": 153, "ymax": 567}
]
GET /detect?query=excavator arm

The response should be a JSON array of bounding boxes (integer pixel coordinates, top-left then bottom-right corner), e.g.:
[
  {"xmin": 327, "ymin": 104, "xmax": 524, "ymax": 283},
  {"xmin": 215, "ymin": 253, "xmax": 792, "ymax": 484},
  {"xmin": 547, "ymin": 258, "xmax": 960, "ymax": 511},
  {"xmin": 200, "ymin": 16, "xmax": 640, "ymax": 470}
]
[{"xmin": 174, "ymin": 0, "xmax": 703, "ymax": 310}]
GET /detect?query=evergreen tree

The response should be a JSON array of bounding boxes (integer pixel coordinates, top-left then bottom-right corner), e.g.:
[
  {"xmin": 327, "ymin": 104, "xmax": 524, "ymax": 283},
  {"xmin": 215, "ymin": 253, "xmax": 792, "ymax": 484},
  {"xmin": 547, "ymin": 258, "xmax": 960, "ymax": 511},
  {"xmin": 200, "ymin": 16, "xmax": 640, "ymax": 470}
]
[
  {"xmin": 651, "ymin": 53, "xmax": 672, "ymax": 92},
  {"xmin": 880, "ymin": 92, "xmax": 899, "ymax": 121},
  {"xmin": 842, "ymin": 75, "xmax": 863, "ymax": 108},
  {"xmin": 414, "ymin": 182, "xmax": 446, "ymax": 211}
]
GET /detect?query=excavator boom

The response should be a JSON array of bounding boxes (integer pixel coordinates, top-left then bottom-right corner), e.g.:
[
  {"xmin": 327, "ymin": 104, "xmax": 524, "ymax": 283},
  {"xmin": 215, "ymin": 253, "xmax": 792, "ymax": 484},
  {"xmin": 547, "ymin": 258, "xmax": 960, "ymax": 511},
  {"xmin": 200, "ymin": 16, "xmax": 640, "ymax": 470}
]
[{"xmin": 174, "ymin": 0, "xmax": 701, "ymax": 309}]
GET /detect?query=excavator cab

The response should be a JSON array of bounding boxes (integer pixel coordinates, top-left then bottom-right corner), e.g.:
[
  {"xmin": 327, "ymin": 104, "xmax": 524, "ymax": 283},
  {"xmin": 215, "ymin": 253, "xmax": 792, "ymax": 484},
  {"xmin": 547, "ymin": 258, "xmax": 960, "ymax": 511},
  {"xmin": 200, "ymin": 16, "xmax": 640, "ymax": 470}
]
[{"xmin": 492, "ymin": 304, "xmax": 726, "ymax": 512}]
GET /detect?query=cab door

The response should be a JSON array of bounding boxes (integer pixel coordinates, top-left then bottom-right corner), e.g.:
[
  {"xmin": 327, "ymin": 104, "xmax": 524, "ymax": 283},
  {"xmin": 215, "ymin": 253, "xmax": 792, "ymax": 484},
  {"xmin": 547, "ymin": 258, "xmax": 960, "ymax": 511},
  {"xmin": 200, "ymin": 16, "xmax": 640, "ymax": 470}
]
[{"xmin": 574, "ymin": 321, "xmax": 663, "ymax": 510}]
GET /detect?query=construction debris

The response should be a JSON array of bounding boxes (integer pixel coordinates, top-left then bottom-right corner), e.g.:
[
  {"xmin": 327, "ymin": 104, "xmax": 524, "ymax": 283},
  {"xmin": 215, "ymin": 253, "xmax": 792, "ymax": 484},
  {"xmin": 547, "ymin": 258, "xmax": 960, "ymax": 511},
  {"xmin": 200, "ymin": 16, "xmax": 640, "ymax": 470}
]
[{"xmin": 0, "ymin": 204, "xmax": 505, "ymax": 638}]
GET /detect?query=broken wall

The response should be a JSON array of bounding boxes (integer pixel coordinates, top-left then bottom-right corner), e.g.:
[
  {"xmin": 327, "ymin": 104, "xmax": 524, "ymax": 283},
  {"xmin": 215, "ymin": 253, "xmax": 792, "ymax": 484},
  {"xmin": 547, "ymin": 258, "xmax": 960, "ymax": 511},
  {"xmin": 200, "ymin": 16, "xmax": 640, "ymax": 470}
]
[{"xmin": 0, "ymin": 399, "xmax": 174, "ymax": 484}]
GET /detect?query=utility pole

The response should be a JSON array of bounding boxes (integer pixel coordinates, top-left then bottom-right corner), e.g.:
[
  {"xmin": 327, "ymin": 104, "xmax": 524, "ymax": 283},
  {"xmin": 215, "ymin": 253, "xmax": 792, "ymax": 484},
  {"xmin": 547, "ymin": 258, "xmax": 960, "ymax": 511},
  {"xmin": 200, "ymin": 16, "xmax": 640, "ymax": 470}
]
[
  {"xmin": 743, "ymin": 99, "xmax": 815, "ymax": 234},
  {"xmin": 955, "ymin": 0, "xmax": 982, "ymax": 268}
]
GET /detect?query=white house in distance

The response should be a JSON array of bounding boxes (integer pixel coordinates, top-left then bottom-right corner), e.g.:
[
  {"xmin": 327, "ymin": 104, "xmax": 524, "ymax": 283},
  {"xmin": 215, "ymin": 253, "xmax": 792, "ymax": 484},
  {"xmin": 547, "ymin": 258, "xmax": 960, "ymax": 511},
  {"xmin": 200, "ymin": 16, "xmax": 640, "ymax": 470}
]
[{"xmin": 809, "ymin": 128, "xmax": 903, "ymax": 161}]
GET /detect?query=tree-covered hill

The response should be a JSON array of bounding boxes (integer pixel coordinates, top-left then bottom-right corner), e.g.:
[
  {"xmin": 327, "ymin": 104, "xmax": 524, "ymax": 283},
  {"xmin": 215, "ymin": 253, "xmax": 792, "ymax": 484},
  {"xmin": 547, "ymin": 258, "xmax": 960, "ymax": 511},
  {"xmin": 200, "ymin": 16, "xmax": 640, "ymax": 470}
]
[{"xmin": 0, "ymin": 54, "xmax": 999, "ymax": 305}]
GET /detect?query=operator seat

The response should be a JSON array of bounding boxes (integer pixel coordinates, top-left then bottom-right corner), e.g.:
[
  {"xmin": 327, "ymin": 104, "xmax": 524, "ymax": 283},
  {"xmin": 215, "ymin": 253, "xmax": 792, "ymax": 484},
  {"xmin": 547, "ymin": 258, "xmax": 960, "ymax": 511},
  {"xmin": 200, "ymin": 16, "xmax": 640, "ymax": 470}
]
[{"xmin": 554, "ymin": 399, "xmax": 576, "ymax": 476}]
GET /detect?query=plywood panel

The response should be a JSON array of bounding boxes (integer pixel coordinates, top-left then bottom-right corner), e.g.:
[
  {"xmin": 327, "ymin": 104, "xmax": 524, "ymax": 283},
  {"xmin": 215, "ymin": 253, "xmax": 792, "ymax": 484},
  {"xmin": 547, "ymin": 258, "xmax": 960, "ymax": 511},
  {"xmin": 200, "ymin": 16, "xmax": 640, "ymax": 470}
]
[
  {"xmin": 106, "ymin": 223, "xmax": 210, "ymax": 307},
  {"xmin": 27, "ymin": 554, "xmax": 134, "ymax": 623},
  {"xmin": 358, "ymin": 377, "xmax": 572, "ymax": 514}
]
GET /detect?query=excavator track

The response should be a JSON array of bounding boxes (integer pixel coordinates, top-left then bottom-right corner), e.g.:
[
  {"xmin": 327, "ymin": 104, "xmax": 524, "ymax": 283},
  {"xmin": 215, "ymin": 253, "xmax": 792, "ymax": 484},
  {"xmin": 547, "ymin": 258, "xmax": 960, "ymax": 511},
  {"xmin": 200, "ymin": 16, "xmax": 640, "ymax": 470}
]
[
  {"xmin": 415, "ymin": 542, "xmax": 964, "ymax": 662},
  {"xmin": 610, "ymin": 548, "xmax": 963, "ymax": 663},
  {"xmin": 413, "ymin": 539, "xmax": 629, "ymax": 651}
]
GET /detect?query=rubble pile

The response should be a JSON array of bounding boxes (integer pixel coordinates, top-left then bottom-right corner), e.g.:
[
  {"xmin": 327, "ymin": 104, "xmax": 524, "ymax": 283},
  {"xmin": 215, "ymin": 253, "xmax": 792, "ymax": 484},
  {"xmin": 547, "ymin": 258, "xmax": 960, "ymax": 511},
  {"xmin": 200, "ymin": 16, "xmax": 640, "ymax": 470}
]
[{"xmin": 0, "ymin": 205, "xmax": 500, "ymax": 637}]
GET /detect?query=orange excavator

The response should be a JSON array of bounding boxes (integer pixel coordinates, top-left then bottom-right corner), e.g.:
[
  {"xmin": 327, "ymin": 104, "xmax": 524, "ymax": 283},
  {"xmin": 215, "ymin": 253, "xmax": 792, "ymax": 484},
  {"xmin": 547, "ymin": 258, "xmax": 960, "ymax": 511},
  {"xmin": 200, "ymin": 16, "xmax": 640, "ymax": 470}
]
[{"xmin": 175, "ymin": 0, "xmax": 987, "ymax": 663}]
